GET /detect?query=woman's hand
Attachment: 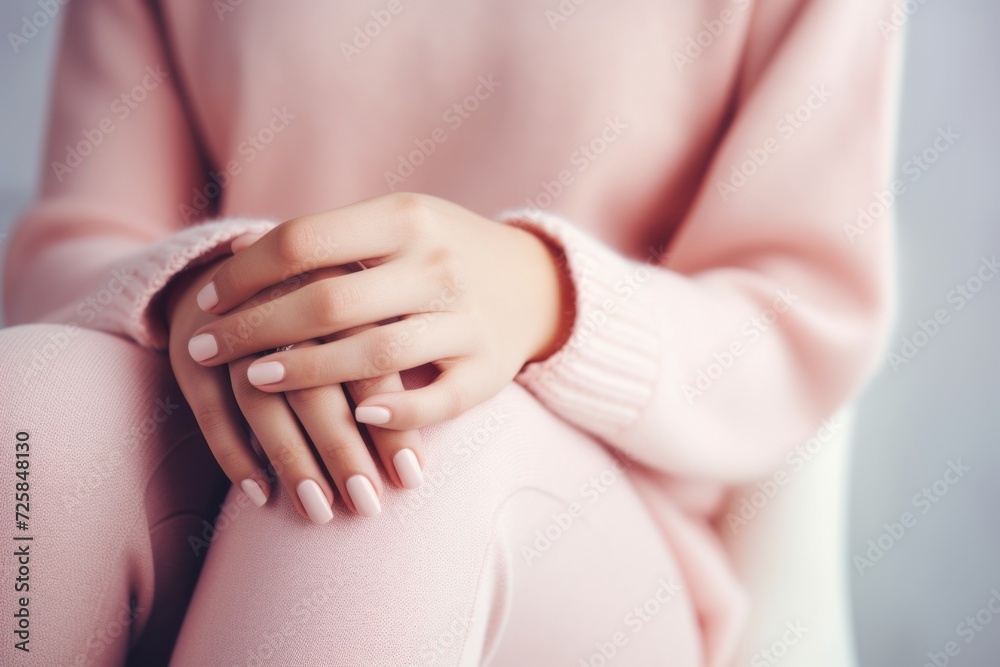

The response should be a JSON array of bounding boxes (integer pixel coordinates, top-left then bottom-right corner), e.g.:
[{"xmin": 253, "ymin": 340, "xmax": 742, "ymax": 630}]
[
  {"xmin": 187, "ymin": 193, "xmax": 574, "ymax": 430},
  {"xmin": 166, "ymin": 251, "xmax": 424, "ymax": 524}
]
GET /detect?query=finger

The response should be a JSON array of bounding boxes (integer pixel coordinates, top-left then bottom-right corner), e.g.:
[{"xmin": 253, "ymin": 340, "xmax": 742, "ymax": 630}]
[
  {"xmin": 230, "ymin": 230, "xmax": 268, "ymax": 254},
  {"xmin": 172, "ymin": 359, "xmax": 272, "ymax": 509},
  {"xmin": 354, "ymin": 364, "xmax": 495, "ymax": 430},
  {"xmin": 243, "ymin": 315, "xmax": 474, "ymax": 391},
  {"xmin": 188, "ymin": 261, "xmax": 439, "ymax": 365},
  {"xmin": 345, "ymin": 368, "xmax": 424, "ymax": 490},
  {"xmin": 229, "ymin": 355, "xmax": 337, "ymax": 525},
  {"xmin": 282, "ymin": 338, "xmax": 383, "ymax": 516},
  {"xmin": 198, "ymin": 194, "xmax": 431, "ymax": 314}
]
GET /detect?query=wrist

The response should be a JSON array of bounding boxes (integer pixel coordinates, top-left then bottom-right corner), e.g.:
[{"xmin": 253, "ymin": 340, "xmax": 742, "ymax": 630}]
[{"xmin": 513, "ymin": 226, "xmax": 576, "ymax": 364}]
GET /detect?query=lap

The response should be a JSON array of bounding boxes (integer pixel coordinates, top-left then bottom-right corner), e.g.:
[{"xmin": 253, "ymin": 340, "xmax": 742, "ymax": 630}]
[
  {"xmin": 171, "ymin": 381, "xmax": 702, "ymax": 666},
  {"xmin": 0, "ymin": 325, "xmax": 702, "ymax": 665}
]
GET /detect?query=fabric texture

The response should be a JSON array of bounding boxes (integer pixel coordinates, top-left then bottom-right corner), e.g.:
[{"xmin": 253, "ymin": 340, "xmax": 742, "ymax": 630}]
[
  {"xmin": 1, "ymin": 0, "xmax": 903, "ymax": 663},
  {"xmin": 0, "ymin": 324, "xmax": 702, "ymax": 666}
]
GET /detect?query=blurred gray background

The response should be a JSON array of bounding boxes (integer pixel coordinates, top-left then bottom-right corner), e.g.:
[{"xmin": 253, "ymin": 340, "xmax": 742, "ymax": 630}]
[{"xmin": 1, "ymin": 2, "xmax": 997, "ymax": 665}]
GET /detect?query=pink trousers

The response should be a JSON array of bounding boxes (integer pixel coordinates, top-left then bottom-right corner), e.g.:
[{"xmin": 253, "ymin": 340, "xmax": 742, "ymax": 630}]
[{"xmin": 0, "ymin": 324, "xmax": 701, "ymax": 666}]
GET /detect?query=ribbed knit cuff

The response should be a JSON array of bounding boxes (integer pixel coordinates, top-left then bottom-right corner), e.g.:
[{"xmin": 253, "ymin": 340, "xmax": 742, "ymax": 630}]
[
  {"xmin": 98, "ymin": 218, "xmax": 277, "ymax": 350},
  {"xmin": 498, "ymin": 209, "xmax": 661, "ymax": 440}
]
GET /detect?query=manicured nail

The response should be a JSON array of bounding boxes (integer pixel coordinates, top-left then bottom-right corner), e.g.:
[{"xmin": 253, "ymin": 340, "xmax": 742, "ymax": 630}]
[
  {"xmin": 297, "ymin": 479, "xmax": 333, "ymax": 524},
  {"xmin": 248, "ymin": 361, "xmax": 285, "ymax": 386},
  {"xmin": 188, "ymin": 333, "xmax": 218, "ymax": 362},
  {"xmin": 393, "ymin": 449, "xmax": 423, "ymax": 489},
  {"xmin": 355, "ymin": 406, "xmax": 391, "ymax": 425},
  {"xmin": 240, "ymin": 479, "xmax": 268, "ymax": 508},
  {"xmin": 346, "ymin": 475, "xmax": 381, "ymax": 517},
  {"xmin": 231, "ymin": 231, "xmax": 267, "ymax": 254},
  {"xmin": 196, "ymin": 282, "xmax": 218, "ymax": 311}
]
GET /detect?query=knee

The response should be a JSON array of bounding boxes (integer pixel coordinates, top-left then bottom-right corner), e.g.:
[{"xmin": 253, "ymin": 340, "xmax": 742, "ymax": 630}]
[
  {"xmin": 388, "ymin": 382, "xmax": 609, "ymax": 525},
  {"xmin": 0, "ymin": 323, "xmax": 175, "ymax": 410},
  {"xmin": 0, "ymin": 324, "xmax": 191, "ymax": 503}
]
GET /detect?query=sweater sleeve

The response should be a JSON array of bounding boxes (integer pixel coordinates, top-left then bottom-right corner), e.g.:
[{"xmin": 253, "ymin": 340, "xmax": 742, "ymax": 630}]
[
  {"xmin": 501, "ymin": 0, "xmax": 903, "ymax": 482},
  {"xmin": 2, "ymin": 0, "xmax": 276, "ymax": 350}
]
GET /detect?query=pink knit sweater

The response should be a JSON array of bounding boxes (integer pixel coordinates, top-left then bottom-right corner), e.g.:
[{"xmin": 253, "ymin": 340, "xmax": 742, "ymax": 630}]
[{"xmin": 3, "ymin": 1, "xmax": 901, "ymax": 663}]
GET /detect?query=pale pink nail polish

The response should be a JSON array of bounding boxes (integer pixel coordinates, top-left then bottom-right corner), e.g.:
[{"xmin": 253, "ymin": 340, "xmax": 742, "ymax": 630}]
[
  {"xmin": 297, "ymin": 479, "xmax": 333, "ymax": 524},
  {"xmin": 240, "ymin": 479, "xmax": 268, "ymax": 508},
  {"xmin": 188, "ymin": 333, "xmax": 218, "ymax": 362},
  {"xmin": 248, "ymin": 361, "xmax": 285, "ymax": 386},
  {"xmin": 393, "ymin": 449, "xmax": 423, "ymax": 489},
  {"xmin": 346, "ymin": 475, "xmax": 381, "ymax": 517},
  {"xmin": 355, "ymin": 406, "xmax": 391, "ymax": 425},
  {"xmin": 196, "ymin": 282, "xmax": 218, "ymax": 311}
]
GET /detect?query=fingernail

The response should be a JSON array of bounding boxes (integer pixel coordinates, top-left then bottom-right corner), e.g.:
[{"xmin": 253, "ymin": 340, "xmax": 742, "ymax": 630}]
[
  {"xmin": 297, "ymin": 479, "xmax": 333, "ymax": 524},
  {"xmin": 240, "ymin": 479, "xmax": 268, "ymax": 507},
  {"xmin": 346, "ymin": 475, "xmax": 381, "ymax": 517},
  {"xmin": 355, "ymin": 405, "xmax": 391, "ymax": 425},
  {"xmin": 188, "ymin": 333, "xmax": 218, "ymax": 362},
  {"xmin": 231, "ymin": 231, "xmax": 267, "ymax": 254},
  {"xmin": 248, "ymin": 361, "xmax": 285, "ymax": 386},
  {"xmin": 196, "ymin": 282, "xmax": 218, "ymax": 311},
  {"xmin": 393, "ymin": 449, "xmax": 423, "ymax": 489}
]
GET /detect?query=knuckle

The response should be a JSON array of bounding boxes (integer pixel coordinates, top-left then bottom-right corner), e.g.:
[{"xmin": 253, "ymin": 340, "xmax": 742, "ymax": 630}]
[
  {"xmin": 297, "ymin": 349, "xmax": 328, "ymax": 384},
  {"xmin": 365, "ymin": 327, "xmax": 402, "ymax": 371},
  {"xmin": 313, "ymin": 281, "xmax": 362, "ymax": 327},
  {"xmin": 442, "ymin": 382, "xmax": 467, "ymax": 417},
  {"xmin": 348, "ymin": 373, "xmax": 396, "ymax": 398},
  {"xmin": 275, "ymin": 219, "xmax": 316, "ymax": 268},
  {"xmin": 315, "ymin": 436, "xmax": 354, "ymax": 462},
  {"xmin": 217, "ymin": 447, "xmax": 251, "ymax": 476},
  {"xmin": 428, "ymin": 246, "xmax": 464, "ymax": 287},
  {"xmin": 192, "ymin": 402, "xmax": 231, "ymax": 436},
  {"xmin": 265, "ymin": 439, "xmax": 299, "ymax": 469},
  {"xmin": 285, "ymin": 384, "xmax": 327, "ymax": 406},
  {"xmin": 391, "ymin": 192, "xmax": 434, "ymax": 235}
]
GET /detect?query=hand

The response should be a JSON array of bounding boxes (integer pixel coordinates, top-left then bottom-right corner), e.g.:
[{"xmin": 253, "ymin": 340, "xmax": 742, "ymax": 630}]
[
  {"xmin": 186, "ymin": 193, "xmax": 574, "ymax": 430},
  {"xmin": 166, "ymin": 250, "xmax": 423, "ymax": 524}
]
